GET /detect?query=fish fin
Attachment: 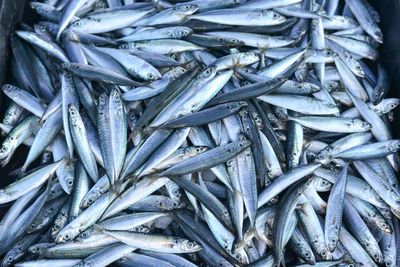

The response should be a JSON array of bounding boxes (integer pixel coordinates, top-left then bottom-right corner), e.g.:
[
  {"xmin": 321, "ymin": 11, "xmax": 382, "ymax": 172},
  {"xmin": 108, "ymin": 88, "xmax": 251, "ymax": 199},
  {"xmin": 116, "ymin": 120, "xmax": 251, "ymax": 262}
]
[
  {"xmin": 112, "ymin": 179, "xmax": 123, "ymax": 197},
  {"xmin": 17, "ymin": 164, "xmax": 28, "ymax": 179},
  {"xmin": 281, "ymin": 256, "xmax": 286, "ymax": 267}
]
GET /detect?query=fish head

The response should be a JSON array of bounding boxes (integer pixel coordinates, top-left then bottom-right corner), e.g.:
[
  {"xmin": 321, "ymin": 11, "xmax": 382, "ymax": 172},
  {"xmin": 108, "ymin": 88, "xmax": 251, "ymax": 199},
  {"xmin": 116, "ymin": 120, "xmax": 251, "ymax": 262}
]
[
  {"xmin": 56, "ymin": 227, "xmax": 79, "ymax": 243},
  {"xmin": 326, "ymin": 231, "xmax": 339, "ymax": 253},
  {"xmin": 228, "ymin": 101, "xmax": 248, "ymax": 112},
  {"xmin": 322, "ymin": 48, "xmax": 338, "ymax": 60},
  {"xmin": 30, "ymin": 2, "xmax": 47, "ymax": 11},
  {"xmin": 324, "ymin": 81, "xmax": 340, "ymax": 92},
  {"xmin": 387, "ymin": 140, "xmax": 400, "ymax": 152},
  {"xmin": 118, "ymin": 43, "xmax": 133, "ymax": 50},
  {"xmin": 313, "ymin": 176, "xmax": 332, "ymax": 192},
  {"xmin": 146, "ymin": 69, "xmax": 162, "ymax": 81},
  {"xmin": 315, "ymin": 147, "xmax": 333, "ymax": 164},
  {"xmin": 299, "ymin": 245, "xmax": 315, "ymax": 265},
  {"xmin": 1, "ymin": 84, "xmax": 19, "ymax": 97},
  {"xmin": 2, "ymin": 248, "xmax": 21, "ymax": 267},
  {"xmin": 382, "ymin": 98, "xmax": 400, "ymax": 114},
  {"xmin": 237, "ymin": 138, "xmax": 251, "ymax": 151},
  {"xmin": 0, "ymin": 140, "xmax": 13, "ymax": 163},
  {"xmin": 77, "ymin": 227, "xmax": 95, "ymax": 241},
  {"xmin": 28, "ymin": 242, "xmax": 54, "ymax": 256},
  {"xmin": 354, "ymin": 119, "xmax": 372, "ymax": 131},
  {"xmin": 366, "ymin": 244, "xmax": 384, "ymax": 264},
  {"xmin": 179, "ymin": 239, "xmax": 202, "ymax": 252},
  {"xmin": 184, "ymin": 146, "xmax": 209, "ymax": 157},
  {"xmin": 169, "ymin": 66, "xmax": 187, "ymax": 79},
  {"xmin": 60, "ymin": 62, "xmax": 72, "ymax": 71},
  {"xmin": 305, "ymin": 82, "xmax": 321, "ymax": 93},
  {"xmin": 231, "ymin": 0, "xmax": 246, "ymax": 4},
  {"xmin": 169, "ymin": 27, "xmax": 193, "ymax": 39},
  {"xmin": 318, "ymin": 245, "xmax": 331, "ymax": 260},
  {"xmin": 34, "ymin": 23, "xmax": 51, "ymax": 36},
  {"xmin": 70, "ymin": 19, "xmax": 86, "ymax": 32},
  {"xmin": 174, "ymin": 4, "xmax": 198, "ymax": 15},
  {"xmin": 58, "ymin": 162, "xmax": 75, "ymax": 195},
  {"xmin": 51, "ymin": 213, "xmax": 68, "ymax": 238},
  {"xmin": 131, "ymin": 224, "xmax": 151, "ymax": 233},
  {"xmin": 231, "ymin": 249, "xmax": 249, "ymax": 264},
  {"xmin": 225, "ymin": 37, "xmax": 244, "ymax": 47},
  {"xmin": 97, "ymin": 93, "xmax": 109, "ymax": 114},
  {"xmin": 110, "ymin": 88, "xmax": 123, "ymax": 103},
  {"xmin": 325, "ymin": 102, "xmax": 339, "ymax": 114},
  {"xmin": 373, "ymin": 90, "xmax": 385, "ymax": 105},
  {"xmin": 261, "ymin": 10, "xmax": 286, "ymax": 24},
  {"xmin": 80, "ymin": 190, "xmax": 101, "ymax": 209},
  {"xmin": 67, "ymin": 104, "xmax": 81, "ymax": 127},
  {"xmin": 197, "ymin": 66, "xmax": 217, "ymax": 80}
]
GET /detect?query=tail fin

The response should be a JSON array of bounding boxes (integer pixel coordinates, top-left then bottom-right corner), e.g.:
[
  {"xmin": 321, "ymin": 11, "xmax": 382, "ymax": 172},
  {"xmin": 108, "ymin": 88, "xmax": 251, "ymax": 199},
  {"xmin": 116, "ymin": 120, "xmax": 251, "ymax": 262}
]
[{"xmin": 112, "ymin": 179, "xmax": 123, "ymax": 198}]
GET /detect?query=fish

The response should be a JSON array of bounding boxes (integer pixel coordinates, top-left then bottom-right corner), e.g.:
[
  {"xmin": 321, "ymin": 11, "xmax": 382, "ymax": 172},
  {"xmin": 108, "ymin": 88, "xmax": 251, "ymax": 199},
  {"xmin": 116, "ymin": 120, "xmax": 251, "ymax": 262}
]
[{"xmin": 1, "ymin": 0, "xmax": 399, "ymax": 266}]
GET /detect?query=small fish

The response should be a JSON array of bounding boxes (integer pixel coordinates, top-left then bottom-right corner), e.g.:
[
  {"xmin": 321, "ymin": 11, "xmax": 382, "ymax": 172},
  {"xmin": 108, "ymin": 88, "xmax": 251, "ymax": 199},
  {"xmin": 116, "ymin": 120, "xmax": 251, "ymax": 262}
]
[{"xmin": 1, "ymin": 1, "xmax": 399, "ymax": 266}]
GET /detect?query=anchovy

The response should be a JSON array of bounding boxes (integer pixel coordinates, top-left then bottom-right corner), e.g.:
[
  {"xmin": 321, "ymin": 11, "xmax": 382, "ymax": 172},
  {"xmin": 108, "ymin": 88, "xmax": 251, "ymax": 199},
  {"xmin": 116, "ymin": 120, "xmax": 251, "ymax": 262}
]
[{"xmin": 1, "ymin": 1, "xmax": 399, "ymax": 266}]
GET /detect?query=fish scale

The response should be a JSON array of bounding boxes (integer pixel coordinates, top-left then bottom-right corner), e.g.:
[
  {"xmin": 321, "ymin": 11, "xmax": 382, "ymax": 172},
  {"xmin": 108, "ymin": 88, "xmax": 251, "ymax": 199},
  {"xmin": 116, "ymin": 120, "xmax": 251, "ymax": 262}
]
[{"xmin": 1, "ymin": 0, "xmax": 400, "ymax": 266}]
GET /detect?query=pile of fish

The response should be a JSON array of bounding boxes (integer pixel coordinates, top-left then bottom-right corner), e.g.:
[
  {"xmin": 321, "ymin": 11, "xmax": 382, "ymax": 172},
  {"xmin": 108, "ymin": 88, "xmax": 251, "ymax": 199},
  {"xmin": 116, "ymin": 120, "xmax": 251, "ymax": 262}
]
[{"xmin": 0, "ymin": 0, "xmax": 399, "ymax": 266}]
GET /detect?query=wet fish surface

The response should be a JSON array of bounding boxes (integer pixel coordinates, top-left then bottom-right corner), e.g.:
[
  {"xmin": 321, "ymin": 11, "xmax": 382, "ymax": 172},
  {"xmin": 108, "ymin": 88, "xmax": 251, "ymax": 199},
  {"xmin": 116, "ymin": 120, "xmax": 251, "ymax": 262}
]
[{"xmin": 0, "ymin": 0, "xmax": 399, "ymax": 266}]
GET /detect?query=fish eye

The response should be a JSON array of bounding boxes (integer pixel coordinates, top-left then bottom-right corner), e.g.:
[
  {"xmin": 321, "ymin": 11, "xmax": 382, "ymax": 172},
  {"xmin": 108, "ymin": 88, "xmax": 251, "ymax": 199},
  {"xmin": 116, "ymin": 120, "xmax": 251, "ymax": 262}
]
[
  {"xmin": 7, "ymin": 256, "xmax": 13, "ymax": 262},
  {"xmin": 64, "ymin": 234, "xmax": 71, "ymax": 241},
  {"xmin": 73, "ymin": 21, "xmax": 81, "ymax": 27},
  {"xmin": 147, "ymin": 73, "xmax": 154, "ymax": 80},
  {"xmin": 273, "ymin": 13, "xmax": 279, "ymax": 19},
  {"xmin": 67, "ymin": 179, "xmax": 73, "ymax": 186},
  {"xmin": 113, "ymin": 92, "xmax": 120, "ymax": 100}
]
